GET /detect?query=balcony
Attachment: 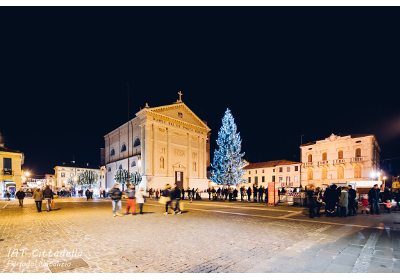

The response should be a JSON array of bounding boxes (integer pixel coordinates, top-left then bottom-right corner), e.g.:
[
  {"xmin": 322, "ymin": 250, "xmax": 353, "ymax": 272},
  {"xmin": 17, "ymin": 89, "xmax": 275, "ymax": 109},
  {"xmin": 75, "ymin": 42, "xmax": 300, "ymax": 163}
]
[
  {"xmin": 318, "ymin": 160, "xmax": 329, "ymax": 166},
  {"xmin": 351, "ymin": 157, "xmax": 364, "ymax": 162},
  {"xmin": 334, "ymin": 159, "xmax": 346, "ymax": 164},
  {"xmin": 303, "ymin": 162, "xmax": 313, "ymax": 167}
]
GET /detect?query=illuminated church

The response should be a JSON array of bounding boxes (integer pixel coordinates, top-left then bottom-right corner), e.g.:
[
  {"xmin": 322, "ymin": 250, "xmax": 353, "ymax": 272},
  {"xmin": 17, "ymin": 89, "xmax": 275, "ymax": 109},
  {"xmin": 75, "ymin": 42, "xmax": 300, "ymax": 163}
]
[{"xmin": 104, "ymin": 92, "xmax": 211, "ymax": 191}]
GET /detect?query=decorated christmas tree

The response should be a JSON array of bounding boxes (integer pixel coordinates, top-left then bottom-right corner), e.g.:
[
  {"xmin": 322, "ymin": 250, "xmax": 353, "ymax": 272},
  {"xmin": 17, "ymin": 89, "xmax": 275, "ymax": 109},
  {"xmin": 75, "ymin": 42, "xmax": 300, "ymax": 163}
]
[
  {"xmin": 210, "ymin": 108, "xmax": 247, "ymax": 186},
  {"xmin": 114, "ymin": 169, "xmax": 128, "ymax": 190},
  {"xmin": 130, "ymin": 171, "xmax": 142, "ymax": 187},
  {"xmin": 79, "ymin": 170, "xmax": 99, "ymax": 190}
]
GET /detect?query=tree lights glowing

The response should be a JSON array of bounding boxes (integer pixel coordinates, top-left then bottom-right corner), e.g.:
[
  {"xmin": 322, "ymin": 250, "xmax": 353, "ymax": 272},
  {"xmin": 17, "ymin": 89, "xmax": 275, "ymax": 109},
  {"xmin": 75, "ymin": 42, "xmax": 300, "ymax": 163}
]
[{"xmin": 210, "ymin": 108, "xmax": 247, "ymax": 186}]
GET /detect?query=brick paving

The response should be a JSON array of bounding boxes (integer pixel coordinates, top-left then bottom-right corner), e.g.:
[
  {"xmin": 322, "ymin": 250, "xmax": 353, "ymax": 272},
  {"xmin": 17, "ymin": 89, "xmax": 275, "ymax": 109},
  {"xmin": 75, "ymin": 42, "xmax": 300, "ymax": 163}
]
[{"xmin": 0, "ymin": 197, "xmax": 399, "ymax": 273}]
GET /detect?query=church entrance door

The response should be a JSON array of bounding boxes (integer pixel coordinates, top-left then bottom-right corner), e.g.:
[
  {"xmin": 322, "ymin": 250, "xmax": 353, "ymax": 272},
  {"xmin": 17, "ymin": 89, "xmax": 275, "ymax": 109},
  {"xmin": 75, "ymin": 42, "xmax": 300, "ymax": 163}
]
[{"xmin": 175, "ymin": 171, "xmax": 184, "ymax": 190}]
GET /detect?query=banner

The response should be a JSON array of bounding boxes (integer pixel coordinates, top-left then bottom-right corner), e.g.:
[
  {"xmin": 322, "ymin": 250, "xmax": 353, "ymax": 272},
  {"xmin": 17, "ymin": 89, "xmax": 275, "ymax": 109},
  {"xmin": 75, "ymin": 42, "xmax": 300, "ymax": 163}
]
[{"xmin": 268, "ymin": 182, "xmax": 278, "ymax": 206}]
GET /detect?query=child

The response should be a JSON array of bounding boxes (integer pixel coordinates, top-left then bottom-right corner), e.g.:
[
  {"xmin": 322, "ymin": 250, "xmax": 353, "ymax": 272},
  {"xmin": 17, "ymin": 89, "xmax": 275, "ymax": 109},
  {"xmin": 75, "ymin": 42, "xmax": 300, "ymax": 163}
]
[
  {"xmin": 361, "ymin": 195, "xmax": 369, "ymax": 214},
  {"xmin": 382, "ymin": 200, "xmax": 392, "ymax": 213}
]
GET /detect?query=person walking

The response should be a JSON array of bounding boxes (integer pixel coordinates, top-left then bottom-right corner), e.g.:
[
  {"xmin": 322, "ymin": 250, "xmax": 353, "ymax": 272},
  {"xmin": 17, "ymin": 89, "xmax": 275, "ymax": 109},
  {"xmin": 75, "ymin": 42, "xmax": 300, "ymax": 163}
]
[
  {"xmin": 16, "ymin": 188, "xmax": 25, "ymax": 207},
  {"xmin": 369, "ymin": 184, "xmax": 381, "ymax": 216},
  {"xmin": 173, "ymin": 184, "xmax": 182, "ymax": 214},
  {"xmin": 136, "ymin": 187, "xmax": 146, "ymax": 214},
  {"xmin": 163, "ymin": 184, "xmax": 174, "ymax": 215},
  {"xmin": 247, "ymin": 186, "xmax": 252, "ymax": 202},
  {"xmin": 125, "ymin": 185, "xmax": 136, "ymax": 215},
  {"xmin": 307, "ymin": 187, "xmax": 316, "ymax": 218},
  {"xmin": 43, "ymin": 186, "xmax": 53, "ymax": 212},
  {"xmin": 338, "ymin": 187, "xmax": 349, "ymax": 217},
  {"xmin": 33, "ymin": 188, "xmax": 43, "ymax": 212},
  {"xmin": 347, "ymin": 185, "xmax": 357, "ymax": 216},
  {"xmin": 110, "ymin": 184, "xmax": 123, "ymax": 217}
]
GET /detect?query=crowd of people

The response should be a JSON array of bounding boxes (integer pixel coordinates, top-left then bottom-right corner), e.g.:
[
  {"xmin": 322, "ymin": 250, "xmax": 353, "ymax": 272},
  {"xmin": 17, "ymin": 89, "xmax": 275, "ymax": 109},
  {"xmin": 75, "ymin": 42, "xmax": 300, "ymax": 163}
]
[
  {"xmin": 306, "ymin": 184, "xmax": 398, "ymax": 218},
  {"xmin": 206, "ymin": 185, "xmax": 270, "ymax": 202}
]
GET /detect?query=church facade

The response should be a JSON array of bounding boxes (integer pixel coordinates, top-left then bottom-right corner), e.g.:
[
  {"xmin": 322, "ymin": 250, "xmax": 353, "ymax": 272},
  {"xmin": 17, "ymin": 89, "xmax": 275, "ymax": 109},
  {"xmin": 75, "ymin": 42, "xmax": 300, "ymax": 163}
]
[{"xmin": 104, "ymin": 93, "xmax": 211, "ymax": 191}]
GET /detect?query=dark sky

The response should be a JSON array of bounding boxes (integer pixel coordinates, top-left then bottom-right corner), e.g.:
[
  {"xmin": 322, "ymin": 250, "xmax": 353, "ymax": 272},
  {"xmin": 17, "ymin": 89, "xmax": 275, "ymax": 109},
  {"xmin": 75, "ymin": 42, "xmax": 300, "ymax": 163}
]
[{"xmin": 1, "ymin": 8, "xmax": 400, "ymax": 176}]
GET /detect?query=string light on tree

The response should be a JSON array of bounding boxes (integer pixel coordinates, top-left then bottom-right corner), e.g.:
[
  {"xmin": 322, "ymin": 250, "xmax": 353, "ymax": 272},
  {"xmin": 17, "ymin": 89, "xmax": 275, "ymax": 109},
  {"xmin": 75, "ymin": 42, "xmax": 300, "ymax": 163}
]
[{"xmin": 210, "ymin": 108, "xmax": 247, "ymax": 187}]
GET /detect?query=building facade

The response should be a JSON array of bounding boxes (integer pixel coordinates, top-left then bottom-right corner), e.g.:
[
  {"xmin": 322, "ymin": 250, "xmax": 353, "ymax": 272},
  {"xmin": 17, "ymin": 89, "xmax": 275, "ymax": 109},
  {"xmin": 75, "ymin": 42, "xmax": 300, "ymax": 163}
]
[
  {"xmin": 240, "ymin": 160, "xmax": 301, "ymax": 189},
  {"xmin": 54, "ymin": 162, "xmax": 101, "ymax": 193},
  {"xmin": 104, "ymin": 94, "xmax": 211, "ymax": 191},
  {"xmin": 300, "ymin": 133, "xmax": 381, "ymax": 190},
  {"xmin": 0, "ymin": 143, "xmax": 24, "ymax": 197}
]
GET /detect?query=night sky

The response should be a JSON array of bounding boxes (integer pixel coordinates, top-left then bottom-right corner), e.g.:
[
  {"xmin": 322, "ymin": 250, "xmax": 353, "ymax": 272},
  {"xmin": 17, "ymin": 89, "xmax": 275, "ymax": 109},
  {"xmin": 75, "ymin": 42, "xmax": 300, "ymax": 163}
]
[{"xmin": 1, "ymin": 8, "xmax": 400, "ymax": 176}]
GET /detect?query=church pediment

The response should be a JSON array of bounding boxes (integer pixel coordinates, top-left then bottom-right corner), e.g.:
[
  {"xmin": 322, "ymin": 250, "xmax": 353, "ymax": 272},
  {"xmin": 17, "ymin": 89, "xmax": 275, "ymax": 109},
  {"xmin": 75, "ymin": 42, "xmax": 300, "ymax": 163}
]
[{"xmin": 147, "ymin": 103, "xmax": 210, "ymax": 131}]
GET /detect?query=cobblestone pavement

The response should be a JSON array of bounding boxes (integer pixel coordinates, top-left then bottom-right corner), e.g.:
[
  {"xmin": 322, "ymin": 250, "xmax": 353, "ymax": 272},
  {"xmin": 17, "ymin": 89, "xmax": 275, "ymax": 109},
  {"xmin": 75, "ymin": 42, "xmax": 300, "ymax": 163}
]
[{"xmin": 1, "ymin": 197, "xmax": 400, "ymax": 273}]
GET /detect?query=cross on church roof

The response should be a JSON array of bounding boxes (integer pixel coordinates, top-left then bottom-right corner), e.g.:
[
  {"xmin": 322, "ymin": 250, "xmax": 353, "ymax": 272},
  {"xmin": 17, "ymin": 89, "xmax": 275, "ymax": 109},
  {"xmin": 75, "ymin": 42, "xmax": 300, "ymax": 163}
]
[{"xmin": 178, "ymin": 91, "xmax": 183, "ymax": 102}]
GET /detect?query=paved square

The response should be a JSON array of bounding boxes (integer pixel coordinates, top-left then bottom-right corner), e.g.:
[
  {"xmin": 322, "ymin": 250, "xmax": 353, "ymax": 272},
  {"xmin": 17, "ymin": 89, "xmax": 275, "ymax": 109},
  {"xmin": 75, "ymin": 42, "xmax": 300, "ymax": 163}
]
[{"xmin": 1, "ymin": 197, "xmax": 399, "ymax": 273}]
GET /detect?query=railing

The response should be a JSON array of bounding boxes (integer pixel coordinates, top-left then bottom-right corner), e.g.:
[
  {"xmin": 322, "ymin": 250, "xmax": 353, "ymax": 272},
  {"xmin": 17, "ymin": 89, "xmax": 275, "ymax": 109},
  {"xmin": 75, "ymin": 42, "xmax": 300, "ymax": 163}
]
[
  {"xmin": 334, "ymin": 159, "xmax": 346, "ymax": 164},
  {"xmin": 351, "ymin": 157, "xmax": 364, "ymax": 162},
  {"xmin": 303, "ymin": 162, "xmax": 313, "ymax": 167},
  {"xmin": 318, "ymin": 160, "xmax": 329, "ymax": 166},
  {"xmin": 281, "ymin": 182, "xmax": 294, "ymax": 186}
]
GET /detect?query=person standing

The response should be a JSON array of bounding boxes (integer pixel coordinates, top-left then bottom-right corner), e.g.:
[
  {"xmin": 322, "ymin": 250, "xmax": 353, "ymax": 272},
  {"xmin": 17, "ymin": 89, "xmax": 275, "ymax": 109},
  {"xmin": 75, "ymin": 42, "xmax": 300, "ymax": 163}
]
[
  {"xmin": 181, "ymin": 188, "xmax": 185, "ymax": 200},
  {"xmin": 16, "ymin": 188, "xmax": 25, "ymax": 207},
  {"xmin": 125, "ymin": 185, "xmax": 136, "ymax": 215},
  {"xmin": 347, "ymin": 185, "xmax": 357, "ymax": 216},
  {"xmin": 394, "ymin": 189, "xmax": 400, "ymax": 211},
  {"xmin": 315, "ymin": 187, "xmax": 323, "ymax": 217},
  {"xmin": 5, "ymin": 190, "xmax": 10, "ymax": 201},
  {"xmin": 369, "ymin": 184, "xmax": 381, "ymax": 216},
  {"xmin": 85, "ymin": 189, "xmax": 90, "ymax": 201},
  {"xmin": 240, "ymin": 186, "xmax": 244, "ymax": 201},
  {"xmin": 339, "ymin": 187, "xmax": 349, "ymax": 217},
  {"xmin": 307, "ymin": 187, "xmax": 316, "ymax": 218},
  {"xmin": 253, "ymin": 185, "xmax": 258, "ymax": 202},
  {"xmin": 136, "ymin": 187, "xmax": 146, "ymax": 214},
  {"xmin": 173, "ymin": 184, "xmax": 182, "ymax": 214},
  {"xmin": 208, "ymin": 187, "xmax": 211, "ymax": 200},
  {"xmin": 110, "ymin": 184, "xmax": 123, "ymax": 217},
  {"xmin": 33, "ymin": 188, "xmax": 43, "ymax": 212},
  {"xmin": 247, "ymin": 186, "xmax": 252, "ymax": 202}
]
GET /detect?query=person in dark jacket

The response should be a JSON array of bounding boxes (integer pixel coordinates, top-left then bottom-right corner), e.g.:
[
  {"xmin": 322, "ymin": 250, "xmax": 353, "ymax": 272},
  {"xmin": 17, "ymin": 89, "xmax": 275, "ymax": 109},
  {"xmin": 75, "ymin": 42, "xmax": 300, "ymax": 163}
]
[
  {"xmin": 325, "ymin": 185, "xmax": 337, "ymax": 217},
  {"xmin": 16, "ymin": 188, "xmax": 26, "ymax": 207},
  {"xmin": 5, "ymin": 191, "xmax": 11, "ymax": 201},
  {"xmin": 43, "ymin": 186, "xmax": 54, "ymax": 212},
  {"xmin": 394, "ymin": 189, "xmax": 400, "ymax": 211},
  {"xmin": 369, "ymin": 184, "xmax": 381, "ymax": 216},
  {"xmin": 307, "ymin": 187, "xmax": 316, "ymax": 218},
  {"xmin": 163, "ymin": 184, "xmax": 175, "ymax": 215},
  {"xmin": 85, "ymin": 189, "xmax": 91, "ymax": 201},
  {"xmin": 110, "ymin": 184, "xmax": 123, "ymax": 217},
  {"xmin": 173, "ymin": 184, "xmax": 182, "ymax": 214},
  {"xmin": 247, "ymin": 187, "xmax": 252, "ymax": 202},
  {"xmin": 253, "ymin": 185, "xmax": 258, "ymax": 202},
  {"xmin": 347, "ymin": 185, "xmax": 357, "ymax": 216},
  {"xmin": 383, "ymin": 186, "xmax": 392, "ymax": 202}
]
